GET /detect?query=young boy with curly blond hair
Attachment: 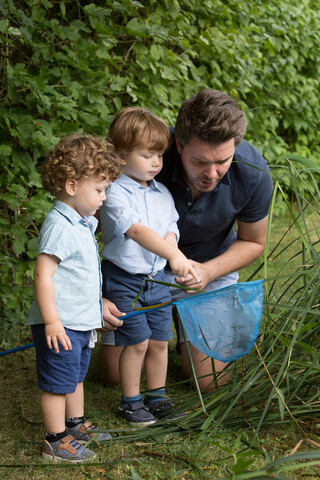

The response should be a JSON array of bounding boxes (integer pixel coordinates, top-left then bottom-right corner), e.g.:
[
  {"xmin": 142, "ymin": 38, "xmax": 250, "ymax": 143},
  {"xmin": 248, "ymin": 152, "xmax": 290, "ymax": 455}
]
[{"xmin": 27, "ymin": 134, "xmax": 121, "ymax": 462}]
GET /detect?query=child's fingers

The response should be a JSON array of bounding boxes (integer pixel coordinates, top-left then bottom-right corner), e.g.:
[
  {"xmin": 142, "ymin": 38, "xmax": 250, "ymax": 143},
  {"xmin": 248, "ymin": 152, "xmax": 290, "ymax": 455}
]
[
  {"xmin": 49, "ymin": 336, "xmax": 60, "ymax": 353},
  {"xmin": 58, "ymin": 334, "xmax": 72, "ymax": 351},
  {"xmin": 65, "ymin": 335, "xmax": 72, "ymax": 350},
  {"xmin": 46, "ymin": 336, "xmax": 53, "ymax": 350},
  {"xmin": 189, "ymin": 265, "xmax": 200, "ymax": 283}
]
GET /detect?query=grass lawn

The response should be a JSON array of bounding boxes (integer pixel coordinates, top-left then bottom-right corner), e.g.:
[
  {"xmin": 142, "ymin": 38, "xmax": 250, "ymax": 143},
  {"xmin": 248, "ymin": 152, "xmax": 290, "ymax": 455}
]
[
  {"xmin": 1, "ymin": 340, "xmax": 320, "ymax": 480},
  {"xmin": 1, "ymin": 205, "xmax": 319, "ymax": 479}
]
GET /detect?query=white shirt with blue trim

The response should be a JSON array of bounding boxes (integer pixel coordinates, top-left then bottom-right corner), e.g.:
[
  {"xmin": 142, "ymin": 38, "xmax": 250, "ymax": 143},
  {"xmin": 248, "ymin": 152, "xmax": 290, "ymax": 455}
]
[{"xmin": 100, "ymin": 174, "xmax": 179, "ymax": 275}]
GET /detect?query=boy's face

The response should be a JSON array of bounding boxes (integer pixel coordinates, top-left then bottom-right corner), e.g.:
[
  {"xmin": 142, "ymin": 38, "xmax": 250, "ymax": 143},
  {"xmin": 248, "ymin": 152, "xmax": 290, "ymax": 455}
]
[
  {"xmin": 68, "ymin": 177, "xmax": 110, "ymax": 217},
  {"xmin": 122, "ymin": 147, "xmax": 164, "ymax": 187}
]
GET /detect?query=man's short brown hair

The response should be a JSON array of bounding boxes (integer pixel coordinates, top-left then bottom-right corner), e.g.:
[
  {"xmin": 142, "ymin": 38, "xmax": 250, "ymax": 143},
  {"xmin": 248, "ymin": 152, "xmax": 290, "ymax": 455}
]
[
  {"xmin": 108, "ymin": 107, "xmax": 170, "ymax": 153},
  {"xmin": 42, "ymin": 134, "xmax": 122, "ymax": 196},
  {"xmin": 175, "ymin": 89, "xmax": 247, "ymax": 146}
]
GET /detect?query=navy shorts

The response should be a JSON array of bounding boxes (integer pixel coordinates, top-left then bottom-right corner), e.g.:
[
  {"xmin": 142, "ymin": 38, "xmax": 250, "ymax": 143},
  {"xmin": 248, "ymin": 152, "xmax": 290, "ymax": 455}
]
[
  {"xmin": 31, "ymin": 324, "xmax": 92, "ymax": 394},
  {"xmin": 102, "ymin": 260, "xmax": 173, "ymax": 346}
]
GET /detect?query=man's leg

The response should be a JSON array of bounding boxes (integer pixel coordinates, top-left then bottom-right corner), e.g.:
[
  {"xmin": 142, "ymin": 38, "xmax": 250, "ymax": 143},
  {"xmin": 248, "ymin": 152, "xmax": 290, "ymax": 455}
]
[
  {"xmin": 99, "ymin": 344, "xmax": 123, "ymax": 386},
  {"xmin": 169, "ymin": 271, "xmax": 239, "ymax": 391},
  {"xmin": 179, "ymin": 341, "xmax": 230, "ymax": 392}
]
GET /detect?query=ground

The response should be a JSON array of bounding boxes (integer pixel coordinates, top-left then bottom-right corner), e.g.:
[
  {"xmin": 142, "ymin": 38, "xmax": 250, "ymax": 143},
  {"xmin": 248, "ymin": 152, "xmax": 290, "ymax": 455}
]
[{"xmin": 1, "ymin": 338, "xmax": 320, "ymax": 480}]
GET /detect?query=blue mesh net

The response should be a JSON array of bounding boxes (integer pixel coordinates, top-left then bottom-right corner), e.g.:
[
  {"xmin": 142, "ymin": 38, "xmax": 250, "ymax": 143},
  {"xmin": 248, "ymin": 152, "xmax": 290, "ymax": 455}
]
[{"xmin": 174, "ymin": 280, "xmax": 264, "ymax": 362}]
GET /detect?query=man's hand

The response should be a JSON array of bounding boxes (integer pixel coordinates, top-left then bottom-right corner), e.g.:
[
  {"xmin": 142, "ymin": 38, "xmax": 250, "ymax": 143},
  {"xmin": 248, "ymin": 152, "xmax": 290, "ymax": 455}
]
[
  {"xmin": 45, "ymin": 322, "xmax": 72, "ymax": 353},
  {"xmin": 175, "ymin": 260, "xmax": 211, "ymax": 292},
  {"xmin": 99, "ymin": 297, "xmax": 125, "ymax": 332}
]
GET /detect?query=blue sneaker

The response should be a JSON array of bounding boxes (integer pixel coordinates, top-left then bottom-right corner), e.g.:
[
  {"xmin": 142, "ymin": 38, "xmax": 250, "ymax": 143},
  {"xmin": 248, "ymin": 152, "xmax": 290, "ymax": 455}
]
[
  {"xmin": 118, "ymin": 400, "xmax": 156, "ymax": 427},
  {"xmin": 42, "ymin": 435, "xmax": 96, "ymax": 463},
  {"xmin": 66, "ymin": 420, "xmax": 112, "ymax": 444},
  {"xmin": 146, "ymin": 397, "xmax": 185, "ymax": 421}
]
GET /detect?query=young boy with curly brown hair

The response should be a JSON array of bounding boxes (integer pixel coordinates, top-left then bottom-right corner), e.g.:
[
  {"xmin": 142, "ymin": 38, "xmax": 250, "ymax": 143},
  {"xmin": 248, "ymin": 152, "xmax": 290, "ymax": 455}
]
[{"xmin": 27, "ymin": 134, "xmax": 121, "ymax": 462}]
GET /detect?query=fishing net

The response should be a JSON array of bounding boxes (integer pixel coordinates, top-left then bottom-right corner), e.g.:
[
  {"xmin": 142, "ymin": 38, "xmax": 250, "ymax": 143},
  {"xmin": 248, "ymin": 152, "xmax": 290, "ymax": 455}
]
[{"xmin": 174, "ymin": 280, "xmax": 264, "ymax": 362}]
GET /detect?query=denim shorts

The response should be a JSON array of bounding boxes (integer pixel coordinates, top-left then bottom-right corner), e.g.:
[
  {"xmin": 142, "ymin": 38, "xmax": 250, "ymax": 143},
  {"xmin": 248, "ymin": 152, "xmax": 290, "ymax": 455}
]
[
  {"xmin": 31, "ymin": 324, "xmax": 92, "ymax": 394},
  {"xmin": 101, "ymin": 260, "xmax": 173, "ymax": 346},
  {"xmin": 100, "ymin": 270, "xmax": 239, "ymax": 346}
]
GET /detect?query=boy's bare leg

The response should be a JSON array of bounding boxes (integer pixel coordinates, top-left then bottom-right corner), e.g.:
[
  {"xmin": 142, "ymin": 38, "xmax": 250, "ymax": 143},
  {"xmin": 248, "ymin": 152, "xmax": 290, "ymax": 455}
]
[
  {"xmin": 41, "ymin": 392, "xmax": 66, "ymax": 433},
  {"xmin": 119, "ymin": 341, "xmax": 148, "ymax": 397},
  {"xmin": 99, "ymin": 345, "xmax": 122, "ymax": 386},
  {"xmin": 144, "ymin": 339, "xmax": 168, "ymax": 390},
  {"xmin": 180, "ymin": 342, "xmax": 230, "ymax": 392},
  {"xmin": 66, "ymin": 382, "xmax": 84, "ymax": 418}
]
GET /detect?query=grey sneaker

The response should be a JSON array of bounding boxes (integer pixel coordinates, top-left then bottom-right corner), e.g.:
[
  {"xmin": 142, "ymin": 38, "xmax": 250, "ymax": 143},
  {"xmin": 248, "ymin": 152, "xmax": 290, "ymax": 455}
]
[
  {"xmin": 118, "ymin": 400, "xmax": 156, "ymax": 427},
  {"xmin": 66, "ymin": 421, "xmax": 112, "ymax": 444},
  {"xmin": 146, "ymin": 397, "xmax": 185, "ymax": 421},
  {"xmin": 42, "ymin": 435, "xmax": 96, "ymax": 463}
]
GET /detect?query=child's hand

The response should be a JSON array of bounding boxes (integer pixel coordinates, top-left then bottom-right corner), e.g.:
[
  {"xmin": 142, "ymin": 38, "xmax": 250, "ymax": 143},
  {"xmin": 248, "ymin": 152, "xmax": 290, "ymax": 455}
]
[
  {"xmin": 168, "ymin": 250, "xmax": 200, "ymax": 283},
  {"xmin": 45, "ymin": 322, "xmax": 72, "ymax": 353}
]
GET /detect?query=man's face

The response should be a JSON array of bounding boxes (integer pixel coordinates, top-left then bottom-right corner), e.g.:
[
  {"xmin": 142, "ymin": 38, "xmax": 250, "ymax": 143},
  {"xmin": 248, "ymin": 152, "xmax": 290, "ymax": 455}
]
[{"xmin": 176, "ymin": 136, "xmax": 235, "ymax": 197}]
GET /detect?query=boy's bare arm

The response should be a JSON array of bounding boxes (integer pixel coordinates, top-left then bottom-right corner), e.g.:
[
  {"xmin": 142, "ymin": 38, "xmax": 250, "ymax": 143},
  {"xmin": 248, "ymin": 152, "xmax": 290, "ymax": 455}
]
[
  {"xmin": 126, "ymin": 223, "xmax": 200, "ymax": 282},
  {"xmin": 34, "ymin": 253, "xmax": 72, "ymax": 353},
  {"xmin": 163, "ymin": 231, "xmax": 178, "ymax": 247}
]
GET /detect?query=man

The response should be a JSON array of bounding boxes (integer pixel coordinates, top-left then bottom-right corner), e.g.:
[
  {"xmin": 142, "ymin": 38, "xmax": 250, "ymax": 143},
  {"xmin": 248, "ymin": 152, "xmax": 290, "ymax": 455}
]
[{"xmin": 99, "ymin": 89, "xmax": 273, "ymax": 391}]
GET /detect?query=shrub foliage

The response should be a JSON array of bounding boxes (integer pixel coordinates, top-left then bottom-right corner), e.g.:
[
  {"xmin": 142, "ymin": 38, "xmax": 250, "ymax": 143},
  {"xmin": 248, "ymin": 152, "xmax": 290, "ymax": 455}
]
[{"xmin": 0, "ymin": 0, "xmax": 320, "ymax": 346}]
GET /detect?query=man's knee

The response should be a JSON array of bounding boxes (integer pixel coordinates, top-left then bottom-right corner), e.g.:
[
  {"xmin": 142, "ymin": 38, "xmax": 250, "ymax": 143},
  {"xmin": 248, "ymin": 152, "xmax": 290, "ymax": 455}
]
[{"xmin": 99, "ymin": 344, "xmax": 122, "ymax": 386}]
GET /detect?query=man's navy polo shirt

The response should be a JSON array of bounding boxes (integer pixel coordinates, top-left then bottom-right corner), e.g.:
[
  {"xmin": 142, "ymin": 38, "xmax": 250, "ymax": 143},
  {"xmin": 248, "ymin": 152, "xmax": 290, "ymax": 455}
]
[{"xmin": 156, "ymin": 131, "xmax": 273, "ymax": 263}]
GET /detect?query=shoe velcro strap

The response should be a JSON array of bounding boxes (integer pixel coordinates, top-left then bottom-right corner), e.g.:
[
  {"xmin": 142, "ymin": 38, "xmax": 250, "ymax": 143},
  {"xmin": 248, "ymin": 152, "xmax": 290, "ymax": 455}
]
[
  {"xmin": 131, "ymin": 401, "xmax": 147, "ymax": 411},
  {"xmin": 58, "ymin": 435, "xmax": 78, "ymax": 454},
  {"xmin": 78, "ymin": 421, "xmax": 93, "ymax": 433}
]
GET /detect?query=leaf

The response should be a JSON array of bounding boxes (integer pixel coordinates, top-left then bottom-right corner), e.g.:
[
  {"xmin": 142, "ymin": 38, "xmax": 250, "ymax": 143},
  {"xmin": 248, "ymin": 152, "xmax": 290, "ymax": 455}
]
[
  {"xmin": 126, "ymin": 18, "xmax": 149, "ymax": 36},
  {"xmin": 0, "ymin": 144, "xmax": 12, "ymax": 156},
  {"xmin": 277, "ymin": 153, "xmax": 320, "ymax": 171},
  {"xmin": 127, "ymin": 466, "xmax": 147, "ymax": 480}
]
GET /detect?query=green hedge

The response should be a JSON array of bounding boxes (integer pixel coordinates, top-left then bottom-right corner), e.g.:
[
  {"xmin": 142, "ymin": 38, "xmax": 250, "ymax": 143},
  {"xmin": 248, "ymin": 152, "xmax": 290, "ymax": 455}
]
[{"xmin": 1, "ymin": 0, "xmax": 319, "ymax": 346}]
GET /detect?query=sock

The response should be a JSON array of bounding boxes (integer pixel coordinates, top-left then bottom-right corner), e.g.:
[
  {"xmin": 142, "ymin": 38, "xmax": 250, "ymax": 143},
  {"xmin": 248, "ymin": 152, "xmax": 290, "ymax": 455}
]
[
  {"xmin": 45, "ymin": 429, "xmax": 68, "ymax": 443},
  {"xmin": 65, "ymin": 416, "xmax": 85, "ymax": 428},
  {"xmin": 145, "ymin": 388, "xmax": 166, "ymax": 405},
  {"xmin": 120, "ymin": 394, "xmax": 142, "ymax": 405}
]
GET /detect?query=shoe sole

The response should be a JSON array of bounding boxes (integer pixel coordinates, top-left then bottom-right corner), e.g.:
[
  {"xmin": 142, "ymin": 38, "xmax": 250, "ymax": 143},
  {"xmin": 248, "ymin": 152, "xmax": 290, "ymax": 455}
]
[
  {"xmin": 127, "ymin": 419, "xmax": 157, "ymax": 427},
  {"xmin": 42, "ymin": 451, "xmax": 97, "ymax": 463},
  {"xmin": 118, "ymin": 414, "xmax": 157, "ymax": 427}
]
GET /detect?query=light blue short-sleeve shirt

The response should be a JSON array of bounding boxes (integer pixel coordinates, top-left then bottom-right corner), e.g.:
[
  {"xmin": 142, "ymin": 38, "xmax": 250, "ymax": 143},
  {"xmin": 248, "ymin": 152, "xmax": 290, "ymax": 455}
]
[
  {"xmin": 27, "ymin": 200, "xmax": 103, "ymax": 331},
  {"xmin": 100, "ymin": 174, "xmax": 180, "ymax": 275}
]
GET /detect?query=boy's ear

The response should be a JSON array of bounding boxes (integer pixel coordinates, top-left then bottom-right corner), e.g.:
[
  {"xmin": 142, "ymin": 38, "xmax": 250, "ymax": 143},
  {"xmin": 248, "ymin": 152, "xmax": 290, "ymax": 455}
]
[
  {"xmin": 118, "ymin": 152, "xmax": 127, "ymax": 166},
  {"xmin": 65, "ymin": 178, "xmax": 78, "ymax": 196}
]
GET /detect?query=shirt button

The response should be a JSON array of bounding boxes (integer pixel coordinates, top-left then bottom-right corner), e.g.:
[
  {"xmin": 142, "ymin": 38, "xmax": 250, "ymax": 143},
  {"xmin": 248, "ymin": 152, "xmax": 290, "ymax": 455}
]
[{"xmin": 187, "ymin": 202, "xmax": 192, "ymax": 206}]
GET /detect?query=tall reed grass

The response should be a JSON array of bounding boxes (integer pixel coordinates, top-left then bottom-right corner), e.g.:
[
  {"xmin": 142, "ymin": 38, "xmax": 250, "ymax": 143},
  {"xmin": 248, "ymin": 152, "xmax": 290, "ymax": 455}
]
[{"xmin": 111, "ymin": 155, "xmax": 320, "ymax": 477}]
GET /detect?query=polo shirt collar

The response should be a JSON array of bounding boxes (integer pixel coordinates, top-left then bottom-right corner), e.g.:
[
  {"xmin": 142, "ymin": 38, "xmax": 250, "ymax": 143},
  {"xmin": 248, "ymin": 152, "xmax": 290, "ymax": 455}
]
[{"xmin": 53, "ymin": 199, "xmax": 97, "ymax": 229}]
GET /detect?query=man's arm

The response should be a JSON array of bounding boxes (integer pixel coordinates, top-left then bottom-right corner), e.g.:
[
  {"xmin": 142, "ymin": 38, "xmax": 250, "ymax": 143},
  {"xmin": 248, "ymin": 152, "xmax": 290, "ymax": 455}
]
[{"xmin": 176, "ymin": 216, "xmax": 268, "ymax": 291}]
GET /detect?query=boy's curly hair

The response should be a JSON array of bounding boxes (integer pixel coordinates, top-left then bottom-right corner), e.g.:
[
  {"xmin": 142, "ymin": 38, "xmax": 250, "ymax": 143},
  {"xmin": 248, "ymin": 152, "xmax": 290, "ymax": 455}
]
[{"xmin": 42, "ymin": 134, "xmax": 122, "ymax": 196}]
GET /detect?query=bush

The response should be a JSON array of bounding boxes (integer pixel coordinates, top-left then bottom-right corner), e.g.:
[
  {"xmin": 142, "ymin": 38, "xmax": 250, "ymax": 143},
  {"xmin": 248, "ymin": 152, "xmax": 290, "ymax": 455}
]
[{"xmin": 1, "ymin": 0, "xmax": 319, "ymax": 346}]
